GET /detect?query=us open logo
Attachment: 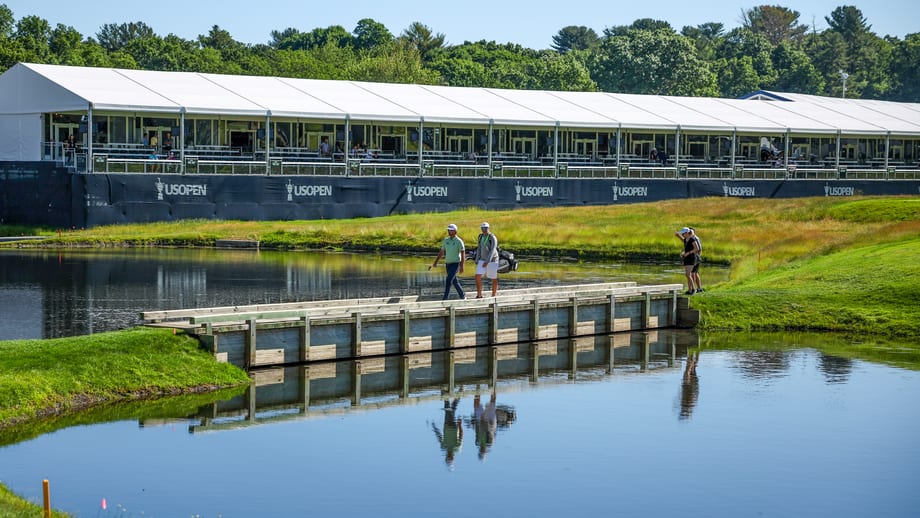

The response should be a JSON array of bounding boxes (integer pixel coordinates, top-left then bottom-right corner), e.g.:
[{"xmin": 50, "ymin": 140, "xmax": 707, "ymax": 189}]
[
  {"xmin": 722, "ymin": 182, "xmax": 755, "ymax": 197},
  {"xmin": 515, "ymin": 182, "xmax": 554, "ymax": 201},
  {"xmin": 155, "ymin": 177, "xmax": 207, "ymax": 200},
  {"xmin": 824, "ymin": 183, "xmax": 855, "ymax": 196},
  {"xmin": 611, "ymin": 182, "xmax": 648, "ymax": 201},
  {"xmin": 287, "ymin": 180, "xmax": 333, "ymax": 201},
  {"xmin": 405, "ymin": 181, "xmax": 448, "ymax": 202}
]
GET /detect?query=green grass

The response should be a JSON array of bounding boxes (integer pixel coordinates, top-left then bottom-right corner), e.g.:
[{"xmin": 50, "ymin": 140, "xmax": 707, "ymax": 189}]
[
  {"xmin": 0, "ymin": 483, "xmax": 68, "ymax": 518},
  {"xmin": 0, "ymin": 327, "xmax": 249, "ymax": 428},
  {"xmin": 692, "ymin": 238, "xmax": 920, "ymax": 337}
]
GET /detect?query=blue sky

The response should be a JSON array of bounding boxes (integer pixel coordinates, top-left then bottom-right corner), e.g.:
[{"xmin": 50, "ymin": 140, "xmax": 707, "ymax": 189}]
[{"xmin": 4, "ymin": 0, "xmax": 915, "ymax": 50}]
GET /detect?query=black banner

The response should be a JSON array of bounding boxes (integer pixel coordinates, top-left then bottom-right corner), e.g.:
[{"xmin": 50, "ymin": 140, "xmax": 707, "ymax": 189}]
[{"xmin": 1, "ymin": 164, "xmax": 918, "ymax": 228}]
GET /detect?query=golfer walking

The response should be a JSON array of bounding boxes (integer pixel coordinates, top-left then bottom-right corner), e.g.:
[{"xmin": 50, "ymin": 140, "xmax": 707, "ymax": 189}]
[{"xmin": 430, "ymin": 223, "xmax": 466, "ymax": 300}]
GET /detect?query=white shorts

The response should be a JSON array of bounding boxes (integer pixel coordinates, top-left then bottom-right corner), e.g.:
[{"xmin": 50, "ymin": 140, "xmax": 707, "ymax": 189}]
[{"xmin": 476, "ymin": 261, "xmax": 499, "ymax": 279}]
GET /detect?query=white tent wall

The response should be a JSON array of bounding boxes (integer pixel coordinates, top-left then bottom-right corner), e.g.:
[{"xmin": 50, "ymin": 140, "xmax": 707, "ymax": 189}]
[{"xmin": 0, "ymin": 113, "xmax": 41, "ymax": 161}]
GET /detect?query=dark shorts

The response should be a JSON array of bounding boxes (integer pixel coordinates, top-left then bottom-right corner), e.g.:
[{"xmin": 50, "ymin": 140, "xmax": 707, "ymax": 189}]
[{"xmin": 682, "ymin": 254, "xmax": 698, "ymax": 266}]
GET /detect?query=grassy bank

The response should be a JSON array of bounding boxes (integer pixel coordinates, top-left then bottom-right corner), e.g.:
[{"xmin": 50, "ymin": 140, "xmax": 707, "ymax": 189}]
[{"xmin": 0, "ymin": 327, "xmax": 249, "ymax": 429}]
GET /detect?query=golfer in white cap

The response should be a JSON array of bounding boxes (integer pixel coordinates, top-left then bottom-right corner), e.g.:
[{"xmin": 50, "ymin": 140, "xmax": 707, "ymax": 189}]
[
  {"xmin": 430, "ymin": 223, "xmax": 466, "ymax": 300},
  {"xmin": 475, "ymin": 222, "xmax": 500, "ymax": 298},
  {"xmin": 675, "ymin": 227, "xmax": 702, "ymax": 294}
]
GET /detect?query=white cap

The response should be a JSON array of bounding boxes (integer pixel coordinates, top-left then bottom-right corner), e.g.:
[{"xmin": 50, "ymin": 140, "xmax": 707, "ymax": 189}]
[
  {"xmin": 446, "ymin": 224, "xmax": 458, "ymax": 231},
  {"xmin": 679, "ymin": 227, "xmax": 691, "ymax": 234},
  {"xmin": 481, "ymin": 222, "xmax": 490, "ymax": 228}
]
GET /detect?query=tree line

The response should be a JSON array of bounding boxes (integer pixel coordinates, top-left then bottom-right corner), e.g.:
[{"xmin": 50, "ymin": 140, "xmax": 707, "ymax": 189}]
[{"xmin": 0, "ymin": 4, "xmax": 916, "ymax": 101}]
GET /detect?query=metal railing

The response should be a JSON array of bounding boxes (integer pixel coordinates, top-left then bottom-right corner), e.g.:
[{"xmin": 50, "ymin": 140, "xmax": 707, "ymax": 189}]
[{"xmin": 74, "ymin": 155, "xmax": 920, "ymax": 181}]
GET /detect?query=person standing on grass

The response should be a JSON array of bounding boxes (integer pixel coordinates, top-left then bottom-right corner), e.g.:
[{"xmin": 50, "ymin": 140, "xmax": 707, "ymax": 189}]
[
  {"xmin": 475, "ymin": 222, "xmax": 499, "ymax": 298},
  {"xmin": 688, "ymin": 227, "xmax": 703, "ymax": 293},
  {"xmin": 676, "ymin": 227, "xmax": 701, "ymax": 294},
  {"xmin": 430, "ymin": 223, "xmax": 465, "ymax": 300}
]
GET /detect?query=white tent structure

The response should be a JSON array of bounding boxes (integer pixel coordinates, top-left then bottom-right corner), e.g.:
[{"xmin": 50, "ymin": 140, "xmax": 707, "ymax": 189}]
[{"xmin": 1, "ymin": 62, "xmax": 919, "ymax": 164}]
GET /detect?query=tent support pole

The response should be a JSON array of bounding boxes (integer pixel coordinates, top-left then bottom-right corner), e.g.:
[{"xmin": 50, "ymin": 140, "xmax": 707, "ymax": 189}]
[
  {"xmin": 265, "ymin": 112, "xmax": 272, "ymax": 175},
  {"xmin": 179, "ymin": 109, "xmax": 186, "ymax": 173},
  {"xmin": 87, "ymin": 105, "xmax": 94, "ymax": 173}
]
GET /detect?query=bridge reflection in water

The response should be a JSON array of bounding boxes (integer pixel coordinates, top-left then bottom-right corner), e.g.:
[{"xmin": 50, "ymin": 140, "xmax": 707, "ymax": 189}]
[{"xmin": 187, "ymin": 329, "xmax": 696, "ymax": 433}]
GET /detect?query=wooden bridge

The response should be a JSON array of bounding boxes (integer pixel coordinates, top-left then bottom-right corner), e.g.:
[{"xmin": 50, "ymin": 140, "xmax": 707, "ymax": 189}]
[{"xmin": 141, "ymin": 282, "xmax": 695, "ymax": 369}]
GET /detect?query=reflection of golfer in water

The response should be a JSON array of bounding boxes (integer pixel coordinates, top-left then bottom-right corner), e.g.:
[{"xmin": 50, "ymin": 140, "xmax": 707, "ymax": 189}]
[
  {"xmin": 473, "ymin": 392, "xmax": 498, "ymax": 460},
  {"xmin": 679, "ymin": 349, "xmax": 700, "ymax": 420},
  {"xmin": 431, "ymin": 398, "xmax": 463, "ymax": 468}
]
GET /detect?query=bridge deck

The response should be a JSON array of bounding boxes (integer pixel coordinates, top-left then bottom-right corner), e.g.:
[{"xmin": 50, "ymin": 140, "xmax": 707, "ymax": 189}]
[{"xmin": 142, "ymin": 282, "xmax": 688, "ymax": 368}]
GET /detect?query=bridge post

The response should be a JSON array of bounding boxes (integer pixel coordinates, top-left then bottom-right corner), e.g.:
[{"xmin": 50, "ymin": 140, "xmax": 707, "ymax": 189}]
[
  {"xmin": 246, "ymin": 318, "xmax": 257, "ymax": 368},
  {"xmin": 400, "ymin": 309, "xmax": 410, "ymax": 354},
  {"xmin": 353, "ymin": 312, "xmax": 362, "ymax": 357},
  {"xmin": 531, "ymin": 298, "xmax": 540, "ymax": 340},
  {"xmin": 490, "ymin": 302, "xmax": 499, "ymax": 344},
  {"xmin": 299, "ymin": 316, "xmax": 310, "ymax": 362},
  {"xmin": 569, "ymin": 296, "xmax": 578, "ymax": 337},
  {"xmin": 446, "ymin": 306, "xmax": 456, "ymax": 348},
  {"xmin": 669, "ymin": 290, "xmax": 678, "ymax": 327},
  {"xmin": 607, "ymin": 293, "xmax": 616, "ymax": 333},
  {"xmin": 643, "ymin": 293, "xmax": 651, "ymax": 329}
]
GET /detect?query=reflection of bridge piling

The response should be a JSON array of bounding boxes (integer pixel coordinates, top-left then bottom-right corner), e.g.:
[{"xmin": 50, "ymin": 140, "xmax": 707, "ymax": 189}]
[
  {"xmin": 184, "ymin": 329, "xmax": 697, "ymax": 433},
  {"xmin": 142, "ymin": 282, "xmax": 688, "ymax": 369}
]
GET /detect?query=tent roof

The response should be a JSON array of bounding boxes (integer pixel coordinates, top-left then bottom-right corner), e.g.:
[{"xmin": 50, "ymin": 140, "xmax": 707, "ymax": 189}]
[{"xmin": 1, "ymin": 63, "xmax": 919, "ymax": 136}]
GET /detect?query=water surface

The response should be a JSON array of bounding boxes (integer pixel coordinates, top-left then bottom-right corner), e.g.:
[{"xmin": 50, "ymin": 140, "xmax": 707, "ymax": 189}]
[{"xmin": 1, "ymin": 332, "xmax": 918, "ymax": 517}]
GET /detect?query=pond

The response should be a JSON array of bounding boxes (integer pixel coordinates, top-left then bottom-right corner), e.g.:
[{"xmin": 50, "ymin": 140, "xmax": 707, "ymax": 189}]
[
  {"xmin": 0, "ymin": 331, "xmax": 918, "ymax": 517},
  {"xmin": 1, "ymin": 249, "xmax": 917, "ymax": 517}
]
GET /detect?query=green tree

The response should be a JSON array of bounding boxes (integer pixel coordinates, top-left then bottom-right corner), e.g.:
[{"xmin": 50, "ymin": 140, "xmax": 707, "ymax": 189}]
[
  {"xmin": 888, "ymin": 33, "xmax": 920, "ymax": 101},
  {"xmin": 399, "ymin": 22, "xmax": 445, "ymax": 63},
  {"xmin": 96, "ymin": 21, "xmax": 156, "ymax": 52},
  {"xmin": 13, "ymin": 15, "xmax": 52, "ymax": 62},
  {"xmin": 0, "ymin": 4, "xmax": 15, "ymax": 38},
  {"xmin": 589, "ymin": 28, "xmax": 717, "ymax": 96},
  {"xmin": 352, "ymin": 18, "xmax": 393, "ymax": 51},
  {"xmin": 818, "ymin": 5, "xmax": 892, "ymax": 98},
  {"xmin": 429, "ymin": 40, "xmax": 540, "ymax": 88},
  {"xmin": 346, "ymin": 40, "xmax": 439, "ymax": 84},
  {"xmin": 521, "ymin": 50, "xmax": 596, "ymax": 91},
  {"xmin": 680, "ymin": 22, "xmax": 725, "ymax": 60},
  {"xmin": 742, "ymin": 5, "xmax": 807, "ymax": 46},
  {"xmin": 48, "ymin": 24, "xmax": 83, "ymax": 65},
  {"xmin": 275, "ymin": 25, "xmax": 352, "ymax": 51},
  {"xmin": 768, "ymin": 42, "xmax": 824, "ymax": 93},
  {"xmin": 710, "ymin": 56, "xmax": 761, "ymax": 97},
  {"xmin": 269, "ymin": 27, "xmax": 300, "ymax": 48},
  {"xmin": 551, "ymin": 26, "xmax": 599, "ymax": 54},
  {"xmin": 712, "ymin": 27, "xmax": 777, "ymax": 94}
]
